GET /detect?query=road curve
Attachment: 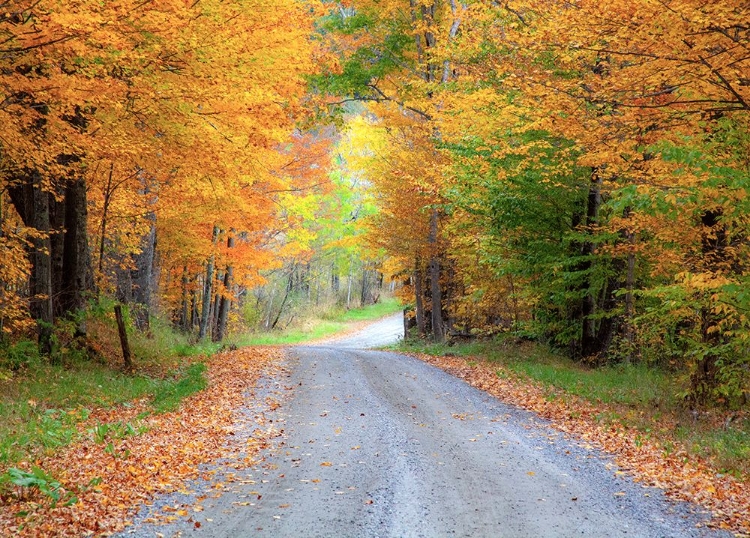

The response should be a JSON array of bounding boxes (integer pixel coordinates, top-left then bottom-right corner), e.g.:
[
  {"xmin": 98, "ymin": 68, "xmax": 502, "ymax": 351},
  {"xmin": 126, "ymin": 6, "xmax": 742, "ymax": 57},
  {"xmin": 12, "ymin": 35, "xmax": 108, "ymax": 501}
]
[
  {"xmin": 121, "ymin": 320, "xmax": 728, "ymax": 537},
  {"xmin": 313, "ymin": 312, "xmax": 405, "ymax": 349}
]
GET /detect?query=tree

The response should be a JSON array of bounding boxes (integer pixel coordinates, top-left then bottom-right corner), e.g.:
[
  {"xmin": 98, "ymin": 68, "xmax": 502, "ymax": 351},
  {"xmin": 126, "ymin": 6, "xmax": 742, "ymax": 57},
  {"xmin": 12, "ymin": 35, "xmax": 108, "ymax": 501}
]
[{"xmin": 0, "ymin": 0, "xmax": 322, "ymax": 351}]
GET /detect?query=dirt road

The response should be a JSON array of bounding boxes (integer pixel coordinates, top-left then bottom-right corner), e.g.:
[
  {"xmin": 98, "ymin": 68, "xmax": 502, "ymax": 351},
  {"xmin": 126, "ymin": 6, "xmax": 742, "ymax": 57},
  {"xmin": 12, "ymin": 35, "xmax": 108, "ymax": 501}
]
[{"xmin": 121, "ymin": 315, "xmax": 728, "ymax": 537}]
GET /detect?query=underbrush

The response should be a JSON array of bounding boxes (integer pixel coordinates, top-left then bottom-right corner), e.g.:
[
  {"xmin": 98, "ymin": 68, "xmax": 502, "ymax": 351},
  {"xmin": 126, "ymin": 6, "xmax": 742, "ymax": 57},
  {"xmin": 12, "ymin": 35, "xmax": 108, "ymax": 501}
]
[{"xmin": 398, "ymin": 335, "xmax": 750, "ymax": 477}]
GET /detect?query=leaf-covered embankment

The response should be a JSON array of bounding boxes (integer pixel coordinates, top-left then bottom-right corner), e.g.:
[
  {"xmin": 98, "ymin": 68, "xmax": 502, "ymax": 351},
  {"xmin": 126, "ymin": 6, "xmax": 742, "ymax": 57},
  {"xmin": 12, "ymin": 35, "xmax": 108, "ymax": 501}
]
[{"xmin": 0, "ymin": 347, "xmax": 285, "ymax": 537}]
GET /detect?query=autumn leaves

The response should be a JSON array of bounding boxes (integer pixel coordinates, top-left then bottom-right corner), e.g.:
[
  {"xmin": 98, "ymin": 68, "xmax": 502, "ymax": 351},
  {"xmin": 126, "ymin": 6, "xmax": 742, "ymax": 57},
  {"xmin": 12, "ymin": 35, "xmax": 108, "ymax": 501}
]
[
  {"xmin": 0, "ymin": 0, "xmax": 323, "ymax": 345},
  {"xmin": 318, "ymin": 1, "xmax": 750, "ymax": 403},
  {"xmin": 1, "ymin": 0, "xmax": 748, "ymax": 403}
]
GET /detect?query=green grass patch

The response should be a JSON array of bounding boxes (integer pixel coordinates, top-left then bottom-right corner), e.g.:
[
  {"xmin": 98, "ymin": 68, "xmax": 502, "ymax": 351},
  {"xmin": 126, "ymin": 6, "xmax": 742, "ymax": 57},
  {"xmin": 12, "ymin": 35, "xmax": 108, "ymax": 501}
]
[
  {"xmin": 151, "ymin": 363, "xmax": 208, "ymax": 413},
  {"xmin": 397, "ymin": 335, "xmax": 750, "ymax": 476},
  {"xmin": 0, "ymin": 350, "xmax": 208, "ymax": 466},
  {"xmin": 324, "ymin": 297, "xmax": 403, "ymax": 322},
  {"xmin": 398, "ymin": 336, "xmax": 674, "ymax": 408},
  {"xmin": 675, "ymin": 419, "xmax": 750, "ymax": 477},
  {"xmin": 239, "ymin": 297, "xmax": 402, "ymax": 346}
]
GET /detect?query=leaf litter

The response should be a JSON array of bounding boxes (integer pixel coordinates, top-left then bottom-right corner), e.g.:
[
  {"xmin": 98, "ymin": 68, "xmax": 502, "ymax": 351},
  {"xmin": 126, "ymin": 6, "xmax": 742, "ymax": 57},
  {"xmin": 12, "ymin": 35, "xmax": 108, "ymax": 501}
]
[
  {"xmin": 0, "ymin": 346, "xmax": 285, "ymax": 537},
  {"xmin": 411, "ymin": 352, "xmax": 750, "ymax": 537}
]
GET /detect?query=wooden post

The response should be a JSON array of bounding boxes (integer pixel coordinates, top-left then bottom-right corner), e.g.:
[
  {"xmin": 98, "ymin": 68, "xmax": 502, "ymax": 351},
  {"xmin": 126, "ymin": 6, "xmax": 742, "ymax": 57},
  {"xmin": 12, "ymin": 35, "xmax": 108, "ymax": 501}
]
[{"xmin": 114, "ymin": 304, "xmax": 133, "ymax": 371}]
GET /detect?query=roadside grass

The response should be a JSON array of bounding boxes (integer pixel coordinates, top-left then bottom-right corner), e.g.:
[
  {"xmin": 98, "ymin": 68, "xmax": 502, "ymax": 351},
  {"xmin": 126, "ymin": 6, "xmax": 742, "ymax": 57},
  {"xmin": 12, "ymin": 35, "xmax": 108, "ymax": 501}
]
[
  {"xmin": 0, "ymin": 314, "xmax": 212, "ymax": 468},
  {"xmin": 150, "ymin": 363, "xmax": 208, "ymax": 413},
  {"xmin": 397, "ymin": 335, "xmax": 750, "ymax": 477},
  {"xmin": 323, "ymin": 297, "xmax": 403, "ymax": 322},
  {"xmin": 238, "ymin": 297, "xmax": 402, "ymax": 346}
]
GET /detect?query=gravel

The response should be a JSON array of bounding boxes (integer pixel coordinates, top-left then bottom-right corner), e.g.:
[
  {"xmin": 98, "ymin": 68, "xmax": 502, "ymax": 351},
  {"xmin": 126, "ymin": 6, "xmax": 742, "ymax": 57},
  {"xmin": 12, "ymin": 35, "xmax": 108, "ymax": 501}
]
[{"xmin": 120, "ymin": 315, "xmax": 730, "ymax": 537}]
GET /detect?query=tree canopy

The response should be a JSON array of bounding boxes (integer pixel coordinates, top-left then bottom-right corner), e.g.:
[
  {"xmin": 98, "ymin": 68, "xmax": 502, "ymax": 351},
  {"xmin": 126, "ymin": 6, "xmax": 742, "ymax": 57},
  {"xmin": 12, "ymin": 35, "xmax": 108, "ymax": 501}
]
[{"xmin": 1, "ymin": 0, "xmax": 749, "ymax": 404}]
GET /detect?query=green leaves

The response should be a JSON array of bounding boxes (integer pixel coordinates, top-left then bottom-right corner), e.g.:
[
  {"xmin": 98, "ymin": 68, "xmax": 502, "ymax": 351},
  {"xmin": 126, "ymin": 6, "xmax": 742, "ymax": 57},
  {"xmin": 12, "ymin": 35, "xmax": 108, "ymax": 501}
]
[{"xmin": 1, "ymin": 467, "xmax": 77, "ymax": 508}]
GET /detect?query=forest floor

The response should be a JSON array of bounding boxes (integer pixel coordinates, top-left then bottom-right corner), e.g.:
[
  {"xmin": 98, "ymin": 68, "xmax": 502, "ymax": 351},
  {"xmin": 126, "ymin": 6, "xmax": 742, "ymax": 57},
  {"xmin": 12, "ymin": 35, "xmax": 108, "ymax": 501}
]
[{"xmin": 0, "ymin": 346, "xmax": 285, "ymax": 536}]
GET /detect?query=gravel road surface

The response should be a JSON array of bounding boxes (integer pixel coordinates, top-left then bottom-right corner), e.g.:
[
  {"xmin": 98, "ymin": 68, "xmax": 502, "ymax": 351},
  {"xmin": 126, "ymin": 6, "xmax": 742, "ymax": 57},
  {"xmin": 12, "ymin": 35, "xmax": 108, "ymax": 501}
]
[{"xmin": 121, "ymin": 315, "xmax": 729, "ymax": 537}]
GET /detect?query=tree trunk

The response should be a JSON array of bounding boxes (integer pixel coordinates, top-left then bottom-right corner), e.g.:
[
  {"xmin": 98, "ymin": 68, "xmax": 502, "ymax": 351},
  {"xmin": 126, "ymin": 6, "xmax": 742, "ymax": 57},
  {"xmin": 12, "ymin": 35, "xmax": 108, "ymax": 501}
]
[
  {"xmin": 689, "ymin": 209, "xmax": 728, "ymax": 403},
  {"xmin": 623, "ymin": 209, "xmax": 636, "ymax": 360},
  {"xmin": 130, "ymin": 217, "xmax": 156, "ymax": 332},
  {"xmin": 114, "ymin": 304, "xmax": 133, "ymax": 371},
  {"xmin": 49, "ymin": 188, "xmax": 65, "ymax": 316},
  {"xmin": 579, "ymin": 171, "xmax": 602, "ymax": 357},
  {"xmin": 60, "ymin": 178, "xmax": 94, "ymax": 315},
  {"xmin": 179, "ymin": 265, "xmax": 189, "ymax": 331},
  {"xmin": 414, "ymin": 257, "xmax": 426, "ymax": 336},
  {"xmin": 271, "ymin": 273, "xmax": 292, "ymax": 330},
  {"xmin": 360, "ymin": 266, "xmax": 369, "ymax": 307},
  {"xmin": 211, "ymin": 269, "xmax": 222, "ymax": 336},
  {"xmin": 8, "ymin": 170, "xmax": 95, "ymax": 354},
  {"xmin": 346, "ymin": 259, "xmax": 353, "ymax": 309},
  {"xmin": 428, "ymin": 209, "xmax": 444, "ymax": 343},
  {"xmin": 215, "ymin": 234, "xmax": 234, "ymax": 342},
  {"xmin": 199, "ymin": 225, "xmax": 219, "ymax": 340},
  {"xmin": 98, "ymin": 163, "xmax": 115, "ymax": 275},
  {"xmin": 331, "ymin": 269, "xmax": 339, "ymax": 294},
  {"xmin": 31, "ymin": 176, "xmax": 54, "ymax": 356},
  {"xmin": 190, "ymin": 285, "xmax": 198, "ymax": 331}
]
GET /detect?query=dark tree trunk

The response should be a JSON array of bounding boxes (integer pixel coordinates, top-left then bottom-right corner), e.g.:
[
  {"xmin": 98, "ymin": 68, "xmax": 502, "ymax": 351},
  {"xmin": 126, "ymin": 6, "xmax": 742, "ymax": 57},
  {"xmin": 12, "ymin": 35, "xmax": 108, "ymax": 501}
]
[
  {"xmin": 214, "ymin": 234, "xmax": 234, "ymax": 342},
  {"xmin": 31, "ymin": 177, "xmax": 54, "ymax": 356},
  {"xmin": 49, "ymin": 188, "xmax": 65, "ymax": 316},
  {"xmin": 360, "ymin": 267, "xmax": 369, "ymax": 307},
  {"xmin": 114, "ymin": 304, "xmax": 133, "ymax": 371},
  {"xmin": 179, "ymin": 265, "xmax": 189, "ymax": 331},
  {"xmin": 60, "ymin": 178, "xmax": 93, "ymax": 314},
  {"xmin": 190, "ymin": 285, "xmax": 198, "ymax": 331},
  {"xmin": 211, "ymin": 270, "xmax": 221, "ymax": 338},
  {"xmin": 592, "ymin": 276, "xmax": 621, "ymax": 360},
  {"xmin": 331, "ymin": 269, "xmax": 340, "ymax": 294},
  {"xmin": 623, "ymin": 207, "xmax": 637, "ymax": 360},
  {"xmin": 404, "ymin": 307, "xmax": 417, "ymax": 338},
  {"xmin": 690, "ymin": 209, "xmax": 729, "ymax": 403},
  {"xmin": 130, "ymin": 217, "xmax": 156, "ymax": 332},
  {"xmin": 199, "ymin": 225, "xmax": 219, "ymax": 340},
  {"xmin": 7, "ymin": 171, "xmax": 94, "ymax": 355},
  {"xmin": 579, "ymin": 171, "xmax": 602, "ymax": 357},
  {"xmin": 428, "ymin": 209, "xmax": 445, "ymax": 343},
  {"xmin": 414, "ymin": 256, "xmax": 426, "ymax": 336},
  {"xmin": 98, "ymin": 163, "xmax": 115, "ymax": 275}
]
